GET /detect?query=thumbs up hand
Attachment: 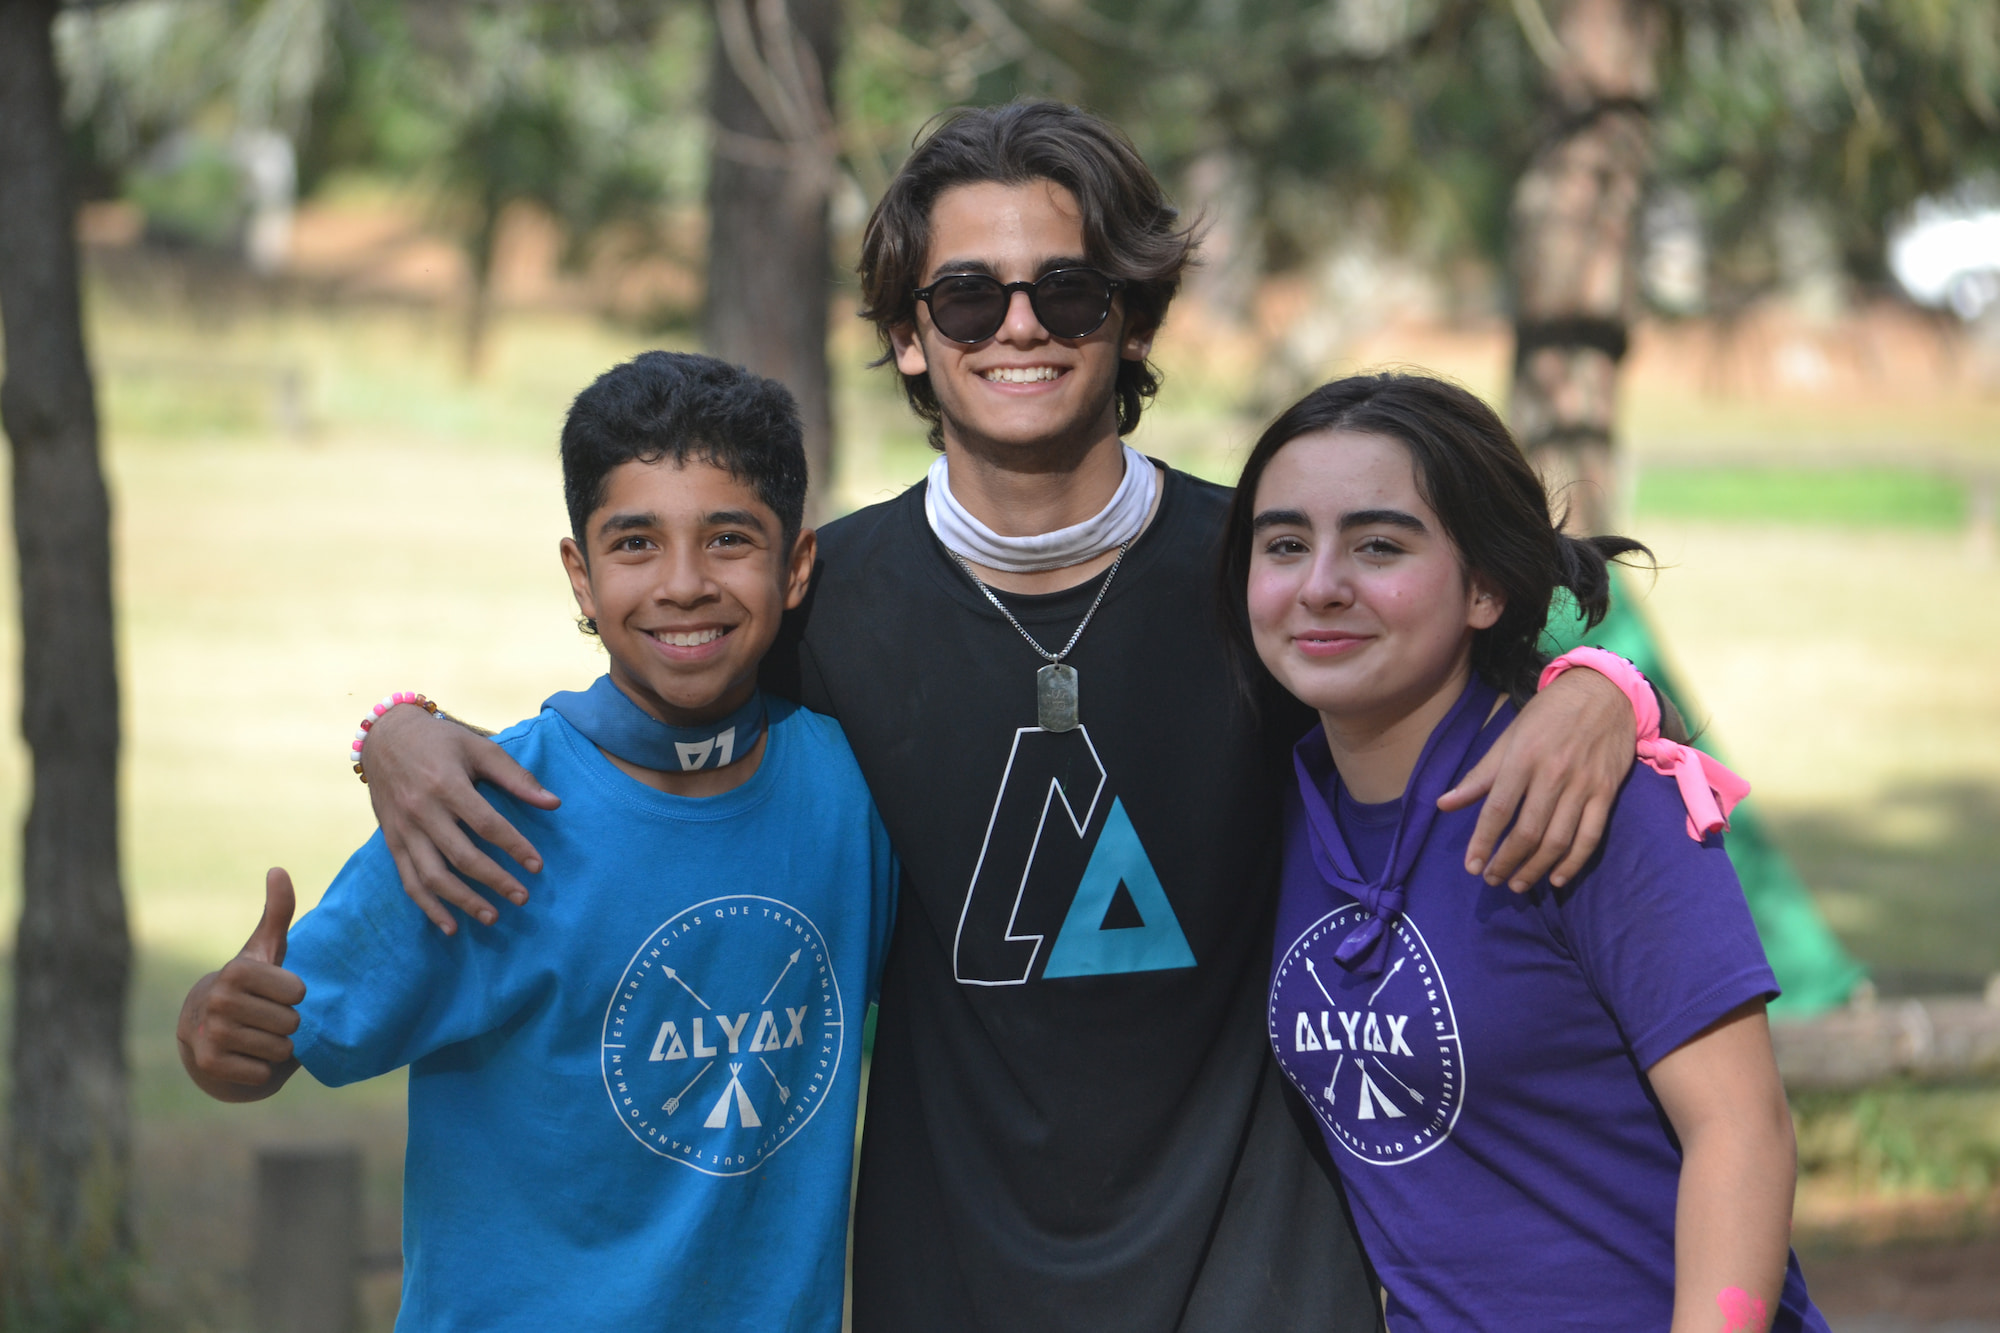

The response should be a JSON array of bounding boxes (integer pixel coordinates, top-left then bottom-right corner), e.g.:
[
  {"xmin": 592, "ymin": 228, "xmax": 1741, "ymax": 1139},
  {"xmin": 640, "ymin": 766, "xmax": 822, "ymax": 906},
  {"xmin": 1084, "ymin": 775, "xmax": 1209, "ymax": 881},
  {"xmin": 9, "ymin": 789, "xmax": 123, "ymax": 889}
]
[{"xmin": 176, "ymin": 868, "xmax": 309, "ymax": 1103}]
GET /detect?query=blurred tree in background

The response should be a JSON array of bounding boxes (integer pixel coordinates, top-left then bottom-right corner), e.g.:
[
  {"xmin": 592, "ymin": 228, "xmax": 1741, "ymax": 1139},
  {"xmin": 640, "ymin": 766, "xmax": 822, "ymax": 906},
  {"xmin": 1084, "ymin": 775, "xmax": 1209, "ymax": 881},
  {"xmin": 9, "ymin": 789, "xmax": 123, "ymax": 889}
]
[
  {"xmin": 830, "ymin": 0, "xmax": 1997, "ymax": 548},
  {"xmin": 48, "ymin": 0, "xmax": 2000, "ymax": 416},
  {"xmin": 706, "ymin": 0, "xmax": 842, "ymax": 517},
  {"xmin": 323, "ymin": 0, "xmax": 699, "ymax": 371},
  {"xmin": 836, "ymin": 0, "xmax": 1999, "ymax": 338},
  {"xmin": 1662, "ymin": 0, "xmax": 2000, "ymax": 314},
  {"xmin": 1507, "ymin": 0, "xmax": 1662, "ymax": 538},
  {"xmin": 2, "ymin": 0, "xmax": 131, "ymax": 1325},
  {"xmin": 59, "ymin": 0, "xmax": 705, "ymax": 368}
]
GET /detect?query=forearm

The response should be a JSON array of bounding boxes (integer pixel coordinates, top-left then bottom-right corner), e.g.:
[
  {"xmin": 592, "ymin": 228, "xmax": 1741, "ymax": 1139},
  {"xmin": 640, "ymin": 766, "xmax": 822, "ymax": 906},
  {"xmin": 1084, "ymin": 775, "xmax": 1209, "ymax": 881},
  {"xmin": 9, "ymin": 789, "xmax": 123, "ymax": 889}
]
[
  {"xmin": 1668, "ymin": 1121, "xmax": 1795, "ymax": 1333},
  {"xmin": 436, "ymin": 706, "xmax": 494, "ymax": 740}
]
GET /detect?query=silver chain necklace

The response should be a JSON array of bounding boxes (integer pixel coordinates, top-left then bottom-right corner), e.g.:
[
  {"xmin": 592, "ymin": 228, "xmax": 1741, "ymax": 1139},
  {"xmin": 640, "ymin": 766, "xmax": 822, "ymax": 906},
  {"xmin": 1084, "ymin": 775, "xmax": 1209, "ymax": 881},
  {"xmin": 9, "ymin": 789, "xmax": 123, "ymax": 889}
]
[{"xmin": 947, "ymin": 542, "xmax": 1131, "ymax": 733}]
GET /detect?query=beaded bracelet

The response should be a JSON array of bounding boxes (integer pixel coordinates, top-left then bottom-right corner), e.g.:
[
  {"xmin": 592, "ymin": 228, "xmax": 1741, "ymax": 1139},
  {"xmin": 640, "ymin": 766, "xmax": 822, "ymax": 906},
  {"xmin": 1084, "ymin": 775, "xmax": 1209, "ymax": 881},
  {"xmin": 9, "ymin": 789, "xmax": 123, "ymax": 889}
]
[{"xmin": 350, "ymin": 692, "xmax": 448, "ymax": 784}]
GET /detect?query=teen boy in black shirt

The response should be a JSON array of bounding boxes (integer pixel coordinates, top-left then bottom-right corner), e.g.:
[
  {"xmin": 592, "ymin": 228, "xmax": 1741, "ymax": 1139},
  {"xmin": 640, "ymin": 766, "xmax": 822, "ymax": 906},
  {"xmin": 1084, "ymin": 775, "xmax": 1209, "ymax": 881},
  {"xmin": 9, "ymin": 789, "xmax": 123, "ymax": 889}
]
[{"xmin": 359, "ymin": 102, "xmax": 1642, "ymax": 1331}]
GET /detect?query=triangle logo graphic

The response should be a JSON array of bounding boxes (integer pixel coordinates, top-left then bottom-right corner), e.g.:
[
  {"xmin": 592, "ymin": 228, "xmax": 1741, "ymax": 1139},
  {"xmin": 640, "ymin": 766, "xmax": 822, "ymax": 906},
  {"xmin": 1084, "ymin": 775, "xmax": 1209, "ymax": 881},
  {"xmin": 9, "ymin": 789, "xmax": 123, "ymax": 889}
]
[{"xmin": 1043, "ymin": 798, "xmax": 1197, "ymax": 978}]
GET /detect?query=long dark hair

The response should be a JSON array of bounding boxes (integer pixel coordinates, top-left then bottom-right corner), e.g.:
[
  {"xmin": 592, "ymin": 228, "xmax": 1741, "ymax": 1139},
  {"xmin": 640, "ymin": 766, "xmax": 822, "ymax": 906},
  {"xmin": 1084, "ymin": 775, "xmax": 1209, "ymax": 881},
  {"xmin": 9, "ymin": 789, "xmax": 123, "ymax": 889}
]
[
  {"xmin": 857, "ymin": 99, "xmax": 1198, "ymax": 448},
  {"xmin": 1217, "ymin": 373, "xmax": 1652, "ymax": 704}
]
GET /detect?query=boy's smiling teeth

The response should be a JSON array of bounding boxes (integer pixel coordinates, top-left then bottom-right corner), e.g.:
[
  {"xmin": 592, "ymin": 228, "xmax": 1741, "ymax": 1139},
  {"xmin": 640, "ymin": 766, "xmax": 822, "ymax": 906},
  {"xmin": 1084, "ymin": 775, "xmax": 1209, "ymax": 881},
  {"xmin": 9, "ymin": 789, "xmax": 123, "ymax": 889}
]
[
  {"xmin": 983, "ymin": 366, "xmax": 1062, "ymax": 383},
  {"xmin": 652, "ymin": 627, "xmax": 727, "ymax": 647}
]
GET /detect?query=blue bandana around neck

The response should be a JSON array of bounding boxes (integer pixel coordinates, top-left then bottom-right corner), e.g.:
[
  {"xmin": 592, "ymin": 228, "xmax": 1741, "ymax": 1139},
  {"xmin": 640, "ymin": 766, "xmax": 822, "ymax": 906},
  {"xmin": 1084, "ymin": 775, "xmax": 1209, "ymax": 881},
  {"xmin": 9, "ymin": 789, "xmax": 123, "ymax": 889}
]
[
  {"xmin": 543, "ymin": 674, "xmax": 767, "ymax": 773},
  {"xmin": 1292, "ymin": 674, "xmax": 1501, "ymax": 977}
]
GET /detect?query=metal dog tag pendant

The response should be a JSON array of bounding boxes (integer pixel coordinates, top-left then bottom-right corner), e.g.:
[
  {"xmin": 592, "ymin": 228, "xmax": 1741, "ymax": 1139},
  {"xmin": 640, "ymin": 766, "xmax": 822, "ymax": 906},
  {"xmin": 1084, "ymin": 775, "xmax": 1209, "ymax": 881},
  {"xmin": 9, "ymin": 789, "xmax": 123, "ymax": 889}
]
[{"xmin": 1037, "ymin": 663, "xmax": 1080, "ymax": 732}]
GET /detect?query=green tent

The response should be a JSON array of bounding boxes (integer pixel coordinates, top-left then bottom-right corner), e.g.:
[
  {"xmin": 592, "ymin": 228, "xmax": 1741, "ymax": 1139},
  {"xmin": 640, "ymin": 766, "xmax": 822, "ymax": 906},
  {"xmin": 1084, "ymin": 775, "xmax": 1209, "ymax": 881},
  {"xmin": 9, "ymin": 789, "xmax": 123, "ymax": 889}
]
[{"xmin": 1544, "ymin": 580, "xmax": 1865, "ymax": 1018}]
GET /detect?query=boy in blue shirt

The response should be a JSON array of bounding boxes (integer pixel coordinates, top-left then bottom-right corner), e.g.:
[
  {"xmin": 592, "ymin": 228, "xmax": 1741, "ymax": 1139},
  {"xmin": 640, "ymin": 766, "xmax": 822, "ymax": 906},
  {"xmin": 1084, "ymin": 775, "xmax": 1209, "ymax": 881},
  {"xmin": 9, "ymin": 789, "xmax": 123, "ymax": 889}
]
[{"xmin": 176, "ymin": 351, "xmax": 898, "ymax": 1332}]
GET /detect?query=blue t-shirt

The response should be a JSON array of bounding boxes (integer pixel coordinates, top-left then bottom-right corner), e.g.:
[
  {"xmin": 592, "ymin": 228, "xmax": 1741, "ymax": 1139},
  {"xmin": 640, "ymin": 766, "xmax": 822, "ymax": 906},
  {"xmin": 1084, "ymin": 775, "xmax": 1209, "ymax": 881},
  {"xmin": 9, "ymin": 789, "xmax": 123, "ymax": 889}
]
[
  {"xmin": 1269, "ymin": 697, "xmax": 1827, "ymax": 1332},
  {"xmin": 286, "ymin": 698, "xmax": 897, "ymax": 1332}
]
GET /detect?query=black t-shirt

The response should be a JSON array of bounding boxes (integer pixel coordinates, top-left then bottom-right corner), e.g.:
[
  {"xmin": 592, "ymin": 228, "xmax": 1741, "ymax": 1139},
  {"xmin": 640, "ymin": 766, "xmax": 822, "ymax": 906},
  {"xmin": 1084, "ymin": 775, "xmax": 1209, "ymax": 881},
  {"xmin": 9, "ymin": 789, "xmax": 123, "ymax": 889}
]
[{"xmin": 764, "ymin": 467, "xmax": 1380, "ymax": 1333}]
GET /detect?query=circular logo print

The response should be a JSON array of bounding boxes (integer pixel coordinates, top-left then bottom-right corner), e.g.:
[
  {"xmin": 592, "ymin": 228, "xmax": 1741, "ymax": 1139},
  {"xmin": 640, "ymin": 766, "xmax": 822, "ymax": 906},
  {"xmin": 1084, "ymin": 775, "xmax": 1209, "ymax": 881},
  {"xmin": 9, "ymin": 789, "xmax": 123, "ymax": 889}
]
[
  {"xmin": 601, "ymin": 894, "xmax": 843, "ymax": 1176},
  {"xmin": 1268, "ymin": 906, "xmax": 1464, "ymax": 1165}
]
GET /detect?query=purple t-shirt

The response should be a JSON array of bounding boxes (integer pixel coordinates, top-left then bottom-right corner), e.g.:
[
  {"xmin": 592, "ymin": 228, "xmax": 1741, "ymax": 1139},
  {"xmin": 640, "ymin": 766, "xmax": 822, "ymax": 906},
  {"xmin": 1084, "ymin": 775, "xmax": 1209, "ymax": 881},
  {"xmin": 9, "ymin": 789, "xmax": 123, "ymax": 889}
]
[{"xmin": 1269, "ymin": 683, "xmax": 1827, "ymax": 1332}]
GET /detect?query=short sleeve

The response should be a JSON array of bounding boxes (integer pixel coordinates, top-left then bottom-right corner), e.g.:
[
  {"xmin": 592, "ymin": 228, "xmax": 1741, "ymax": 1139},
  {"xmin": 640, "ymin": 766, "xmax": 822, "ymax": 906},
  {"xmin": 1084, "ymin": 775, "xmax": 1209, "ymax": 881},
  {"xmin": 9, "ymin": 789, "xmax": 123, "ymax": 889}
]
[
  {"xmin": 285, "ymin": 828, "xmax": 536, "ymax": 1087},
  {"xmin": 1543, "ymin": 767, "xmax": 1780, "ymax": 1071}
]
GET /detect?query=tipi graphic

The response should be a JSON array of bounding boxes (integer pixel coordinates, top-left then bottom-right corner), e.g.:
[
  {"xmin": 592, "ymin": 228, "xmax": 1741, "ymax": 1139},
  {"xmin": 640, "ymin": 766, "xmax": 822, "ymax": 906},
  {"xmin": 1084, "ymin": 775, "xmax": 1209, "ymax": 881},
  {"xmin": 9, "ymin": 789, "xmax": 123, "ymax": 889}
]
[
  {"xmin": 1355, "ymin": 1069, "xmax": 1405, "ymax": 1120},
  {"xmin": 704, "ymin": 1062, "xmax": 761, "ymax": 1128}
]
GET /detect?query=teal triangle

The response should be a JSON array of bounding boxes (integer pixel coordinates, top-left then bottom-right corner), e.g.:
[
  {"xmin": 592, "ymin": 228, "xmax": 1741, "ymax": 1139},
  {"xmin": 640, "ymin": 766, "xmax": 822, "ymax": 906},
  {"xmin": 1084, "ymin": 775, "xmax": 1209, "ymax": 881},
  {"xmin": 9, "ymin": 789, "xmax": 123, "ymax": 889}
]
[
  {"xmin": 1043, "ymin": 798, "xmax": 1197, "ymax": 978},
  {"xmin": 1543, "ymin": 577, "xmax": 1866, "ymax": 1016}
]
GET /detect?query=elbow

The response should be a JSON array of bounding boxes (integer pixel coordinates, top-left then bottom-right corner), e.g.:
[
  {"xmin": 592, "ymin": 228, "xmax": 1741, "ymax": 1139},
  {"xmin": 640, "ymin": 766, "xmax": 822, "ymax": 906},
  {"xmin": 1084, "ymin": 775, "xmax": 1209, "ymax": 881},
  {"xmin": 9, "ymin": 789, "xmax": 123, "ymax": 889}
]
[
  {"xmin": 1774, "ymin": 1091, "xmax": 1800, "ymax": 1185},
  {"xmin": 1726, "ymin": 1097, "xmax": 1801, "ymax": 1211},
  {"xmin": 1676, "ymin": 1080, "xmax": 1798, "ymax": 1184},
  {"xmin": 1749, "ymin": 1072, "xmax": 1798, "ymax": 1167},
  {"xmin": 1733, "ymin": 1081, "xmax": 1797, "ymax": 1175}
]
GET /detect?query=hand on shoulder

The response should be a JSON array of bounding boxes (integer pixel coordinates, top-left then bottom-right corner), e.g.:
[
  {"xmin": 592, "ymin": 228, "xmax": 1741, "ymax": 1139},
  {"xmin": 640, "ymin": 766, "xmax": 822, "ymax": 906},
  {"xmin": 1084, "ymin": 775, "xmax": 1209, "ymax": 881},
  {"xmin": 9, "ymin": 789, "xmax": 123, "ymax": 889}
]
[
  {"xmin": 362, "ymin": 702, "xmax": 560, "ymax": 934},
  {"xmin": 1438, "ymin": 667, "xmax": 1637, "ymax": 892}
]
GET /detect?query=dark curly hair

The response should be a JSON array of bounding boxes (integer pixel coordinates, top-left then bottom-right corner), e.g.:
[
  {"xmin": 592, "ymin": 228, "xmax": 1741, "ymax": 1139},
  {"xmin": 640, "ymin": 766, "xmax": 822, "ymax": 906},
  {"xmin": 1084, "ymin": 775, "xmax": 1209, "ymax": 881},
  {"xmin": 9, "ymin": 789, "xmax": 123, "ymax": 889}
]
[
  {"xmin": 1217, "ymin": 372, "xmax": 1653, "ymax": 705},
  {"xmin": 857, "ymin": 99, "xmax": 1198, "ymax": 449}
]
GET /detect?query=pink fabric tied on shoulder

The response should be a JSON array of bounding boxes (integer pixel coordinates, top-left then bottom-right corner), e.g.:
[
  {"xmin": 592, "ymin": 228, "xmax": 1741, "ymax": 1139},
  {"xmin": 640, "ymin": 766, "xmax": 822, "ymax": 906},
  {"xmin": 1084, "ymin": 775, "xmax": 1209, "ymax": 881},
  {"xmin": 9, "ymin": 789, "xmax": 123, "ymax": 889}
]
[{"xmin": 1539, "ymin": 646, "xmax": 1750, "ymax": 842}]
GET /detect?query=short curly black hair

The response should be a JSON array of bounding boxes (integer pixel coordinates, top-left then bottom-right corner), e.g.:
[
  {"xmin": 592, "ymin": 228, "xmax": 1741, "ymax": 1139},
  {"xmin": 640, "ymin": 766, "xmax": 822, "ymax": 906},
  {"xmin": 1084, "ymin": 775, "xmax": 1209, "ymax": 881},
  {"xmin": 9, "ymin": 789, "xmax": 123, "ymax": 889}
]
[{"xmin": 561, "ymin": 351, "xmax": 807, "ymax": 550}]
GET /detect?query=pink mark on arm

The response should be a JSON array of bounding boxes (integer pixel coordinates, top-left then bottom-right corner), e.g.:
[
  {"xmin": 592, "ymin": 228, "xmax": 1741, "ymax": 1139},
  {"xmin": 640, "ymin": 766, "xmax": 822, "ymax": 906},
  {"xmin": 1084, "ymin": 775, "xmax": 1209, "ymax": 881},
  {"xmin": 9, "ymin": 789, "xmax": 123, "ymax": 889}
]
[{"xmin": 1717, "ymin": 1287, "xmax": 1768, "ymax": 1332}]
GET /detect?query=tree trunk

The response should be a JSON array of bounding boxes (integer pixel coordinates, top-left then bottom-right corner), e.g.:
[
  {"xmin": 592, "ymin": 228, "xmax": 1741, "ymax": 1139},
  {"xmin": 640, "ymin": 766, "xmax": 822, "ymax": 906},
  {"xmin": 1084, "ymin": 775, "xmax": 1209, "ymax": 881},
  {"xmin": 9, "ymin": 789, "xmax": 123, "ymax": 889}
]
[
  {"xmin": 462, "ymin": 190, "xmax": 502, "ymax": 379},
  {"xmin": 1180, "ymin": 149, "xmax": 1261, "ymax": 328},
  {"xmin": 1506, "ymin": 0, "xmax": 1662, "ymax": 535},
  {"xmin": 705, "ymin": 0, "xmax": 841, "ymax": 521},
  {"xmin": 0, "ymin": 0, "xmax": 133, "ymax": 1309}
]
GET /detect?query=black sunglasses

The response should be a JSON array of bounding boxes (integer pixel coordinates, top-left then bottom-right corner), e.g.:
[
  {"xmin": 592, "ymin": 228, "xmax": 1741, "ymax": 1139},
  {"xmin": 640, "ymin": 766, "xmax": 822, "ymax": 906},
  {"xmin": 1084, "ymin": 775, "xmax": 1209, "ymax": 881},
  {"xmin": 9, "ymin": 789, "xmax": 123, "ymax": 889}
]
[{"xmin": 911, "ymin": 267, "xmax": 1125, "ymax": 344}]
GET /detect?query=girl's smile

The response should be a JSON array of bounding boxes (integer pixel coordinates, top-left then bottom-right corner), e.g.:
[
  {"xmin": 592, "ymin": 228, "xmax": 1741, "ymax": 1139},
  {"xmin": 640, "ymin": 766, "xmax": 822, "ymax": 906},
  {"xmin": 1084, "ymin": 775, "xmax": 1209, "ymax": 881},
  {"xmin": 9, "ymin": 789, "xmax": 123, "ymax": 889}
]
[{"xmin": 1291, "ymin": 630, "xmax": 1371, "ymax": 657}]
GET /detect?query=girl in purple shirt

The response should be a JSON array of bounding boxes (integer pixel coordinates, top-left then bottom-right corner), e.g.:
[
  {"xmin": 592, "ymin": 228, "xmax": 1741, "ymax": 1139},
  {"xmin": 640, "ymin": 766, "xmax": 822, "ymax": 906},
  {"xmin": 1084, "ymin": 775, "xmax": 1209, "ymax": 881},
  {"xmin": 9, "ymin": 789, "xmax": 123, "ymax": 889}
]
[{"xmin": 1217, "ymin": 373, "xmax": 1827, "ymax": 1333}]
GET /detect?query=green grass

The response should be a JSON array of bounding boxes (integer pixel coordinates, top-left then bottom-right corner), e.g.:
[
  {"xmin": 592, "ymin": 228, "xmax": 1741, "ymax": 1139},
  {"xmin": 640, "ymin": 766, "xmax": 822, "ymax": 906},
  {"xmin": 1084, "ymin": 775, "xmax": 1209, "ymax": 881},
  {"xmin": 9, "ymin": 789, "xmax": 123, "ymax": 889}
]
[
  {"xmin": 1612, "ymin": 517, "xmax": 2000, "ymax": 994},
  {"xmin": 1633, "ymin": 466, "xmax": 1971, "ymax": 528},
  {"xmin": 1796, "ymin": 1081, "xmax": 2000, "ymax": 1196}
]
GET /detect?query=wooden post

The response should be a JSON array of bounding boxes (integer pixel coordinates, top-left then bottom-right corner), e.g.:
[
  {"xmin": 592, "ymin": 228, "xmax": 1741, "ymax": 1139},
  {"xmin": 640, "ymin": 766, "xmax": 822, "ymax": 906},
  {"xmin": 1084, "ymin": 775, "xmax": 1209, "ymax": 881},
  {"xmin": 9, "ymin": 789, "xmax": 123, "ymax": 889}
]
[
  {"xmin": 253, "ymin": 1148, "xmax": 361, "ymax": 1333},
  {"xmin": 1772, "ymin": 993, "xmax": 2000, "ymax": 1092}
]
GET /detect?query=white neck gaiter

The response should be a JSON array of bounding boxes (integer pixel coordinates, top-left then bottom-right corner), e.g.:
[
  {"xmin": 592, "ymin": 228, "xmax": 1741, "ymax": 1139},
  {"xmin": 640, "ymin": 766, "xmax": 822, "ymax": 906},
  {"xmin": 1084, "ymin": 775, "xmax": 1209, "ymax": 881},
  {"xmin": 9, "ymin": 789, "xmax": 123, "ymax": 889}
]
[{"xmin": 924, "ymin": 445, "xmax": 1158, "ymax": 574}]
